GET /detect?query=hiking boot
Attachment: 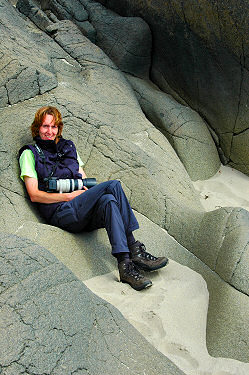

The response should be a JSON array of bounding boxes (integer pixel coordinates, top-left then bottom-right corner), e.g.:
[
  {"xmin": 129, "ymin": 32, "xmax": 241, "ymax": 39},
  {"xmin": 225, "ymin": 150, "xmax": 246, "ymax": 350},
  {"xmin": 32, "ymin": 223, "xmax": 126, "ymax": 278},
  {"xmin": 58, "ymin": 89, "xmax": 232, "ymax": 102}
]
[
  {"xmin": 129, "ymin": 241, "xmax": 169, "ymax": 272},
  {"xmin": 118, "ymin": 260, "xmax": 152, "ymax": 291}
]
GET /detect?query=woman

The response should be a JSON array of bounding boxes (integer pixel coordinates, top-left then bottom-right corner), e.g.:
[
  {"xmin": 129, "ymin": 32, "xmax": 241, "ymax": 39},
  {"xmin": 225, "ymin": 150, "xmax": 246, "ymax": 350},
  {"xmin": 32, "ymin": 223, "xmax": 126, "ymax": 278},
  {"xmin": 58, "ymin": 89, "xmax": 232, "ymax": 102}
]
[{"xmin": 19, "ymin": 106, "xmax": 168, "ymax": 291}]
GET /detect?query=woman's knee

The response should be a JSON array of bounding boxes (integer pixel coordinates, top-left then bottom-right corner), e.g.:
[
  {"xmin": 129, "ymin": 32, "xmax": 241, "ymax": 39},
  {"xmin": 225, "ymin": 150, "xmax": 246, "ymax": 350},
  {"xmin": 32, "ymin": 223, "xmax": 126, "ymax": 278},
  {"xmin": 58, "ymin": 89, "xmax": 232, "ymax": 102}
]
[
  {"xmin": 98, "ymin": 193, "xmax": 117, "ymax": 206},
  {"xmin": 108, "ymin": 180, "xmax": 123, "ymax": 194}
]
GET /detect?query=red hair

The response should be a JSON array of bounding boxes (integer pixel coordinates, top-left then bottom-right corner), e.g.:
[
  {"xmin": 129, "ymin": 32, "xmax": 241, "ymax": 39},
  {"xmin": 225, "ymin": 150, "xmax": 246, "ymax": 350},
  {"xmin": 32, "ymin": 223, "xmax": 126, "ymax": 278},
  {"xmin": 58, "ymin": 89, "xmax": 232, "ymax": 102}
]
[{"xmin": 31, "ymin": 106, "xmax": 63, "ymax": 143}]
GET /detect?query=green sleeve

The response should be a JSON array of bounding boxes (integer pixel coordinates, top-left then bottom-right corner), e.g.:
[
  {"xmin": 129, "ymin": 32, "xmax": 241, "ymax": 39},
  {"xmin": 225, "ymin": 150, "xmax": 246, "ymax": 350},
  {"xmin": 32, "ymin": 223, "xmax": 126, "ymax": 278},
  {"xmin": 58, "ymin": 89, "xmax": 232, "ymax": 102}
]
[
  {"xmin": 19, "ymin": 149, "xmax": 38, "ymax": 181},
  {"xmin": 76, "ymin": 151, "xmax": 84, "ymax": 167}
]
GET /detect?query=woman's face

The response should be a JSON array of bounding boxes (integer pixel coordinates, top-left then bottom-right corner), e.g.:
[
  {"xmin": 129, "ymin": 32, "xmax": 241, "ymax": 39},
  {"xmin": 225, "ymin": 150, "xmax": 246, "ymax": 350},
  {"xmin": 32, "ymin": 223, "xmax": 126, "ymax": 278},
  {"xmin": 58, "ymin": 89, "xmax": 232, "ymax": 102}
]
[{"xmin": 39, "ymin": 114, "xmax": 58, "ymax": 141}]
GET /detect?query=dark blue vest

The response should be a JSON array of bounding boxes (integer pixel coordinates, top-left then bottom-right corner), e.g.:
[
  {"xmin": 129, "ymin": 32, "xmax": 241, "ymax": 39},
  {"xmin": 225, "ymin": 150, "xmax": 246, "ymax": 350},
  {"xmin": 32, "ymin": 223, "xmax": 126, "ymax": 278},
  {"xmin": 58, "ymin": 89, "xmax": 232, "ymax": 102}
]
[{"xmin": 19, "ymin": 136, "xmax": 82, "ymax": 222}]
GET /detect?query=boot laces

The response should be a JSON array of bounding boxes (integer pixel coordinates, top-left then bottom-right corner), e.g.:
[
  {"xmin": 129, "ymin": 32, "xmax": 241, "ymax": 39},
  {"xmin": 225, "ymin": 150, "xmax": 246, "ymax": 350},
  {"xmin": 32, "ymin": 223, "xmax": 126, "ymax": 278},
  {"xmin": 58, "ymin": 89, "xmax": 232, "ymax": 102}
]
[
  {"xmin": 138, "ymin": 243, "xmax": 158, "ymax": 261},
  {"xmin": 126, "ymin": 262, "xmax": 144, "ymax": 280}
]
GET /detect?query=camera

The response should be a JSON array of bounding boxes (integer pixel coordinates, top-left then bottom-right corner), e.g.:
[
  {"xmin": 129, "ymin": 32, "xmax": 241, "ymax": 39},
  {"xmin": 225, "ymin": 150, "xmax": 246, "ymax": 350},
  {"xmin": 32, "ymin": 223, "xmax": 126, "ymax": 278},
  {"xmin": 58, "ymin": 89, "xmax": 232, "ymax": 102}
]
[{"xmin": 45, "ymin": 177, "xmax": 97, "ymax": 193}]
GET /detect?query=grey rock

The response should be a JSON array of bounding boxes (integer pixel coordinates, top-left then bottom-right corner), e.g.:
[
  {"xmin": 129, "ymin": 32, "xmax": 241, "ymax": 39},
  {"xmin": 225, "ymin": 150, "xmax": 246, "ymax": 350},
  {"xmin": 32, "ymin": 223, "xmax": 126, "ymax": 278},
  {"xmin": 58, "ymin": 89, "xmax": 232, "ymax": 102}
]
[
  {"xmin": 126, "ymin": 74, "xmax": 221, "ymax": 181},
  {"xmin": 81, "ymin": 0, "xmax": 152, "ymax": 78},
  {"xmin": 100, "ymin": 0, "xmax": 249, "ymax": 176},
  {"xmin": 77, "ymin": 20, "xmax": 97, "ymax": 43},
  {"xmin": 0, "ymin": 55, "xmax": 57, "ymax": 105},
  {"xmin": 46, "ymin": 19, "xmax": 117, "ymax": 69},
  {"xmin": 40, "ymin": 0, "xmax": 88, "ymax": 22},
  {"xmin": 230, "ymin": 129, "xmax": 249, "ymax": 175},
  {"xmin": 0, "ymin": 86, "xmax": 8, "ymax": 108},
  {"xmin": 35, "ymin": 0, "xmax": 152, "ymax": 78},
  {"xmin": 6, "ymin": 67, "xmax": 39, "ymax": 104},
  {"xmin": 16, "ymin": 0, "xmax": 53, "ymax": 31},
  {"xmin": 192, "ymin": 207, "xmax": 249, "ymax": 293},
  {"xmin": 0, "ymin": 233, "xmax": 184, "ymax": 375},
  {"xmin": 0, "ymin": 9, "xmax": 58, "ymax": 106}
]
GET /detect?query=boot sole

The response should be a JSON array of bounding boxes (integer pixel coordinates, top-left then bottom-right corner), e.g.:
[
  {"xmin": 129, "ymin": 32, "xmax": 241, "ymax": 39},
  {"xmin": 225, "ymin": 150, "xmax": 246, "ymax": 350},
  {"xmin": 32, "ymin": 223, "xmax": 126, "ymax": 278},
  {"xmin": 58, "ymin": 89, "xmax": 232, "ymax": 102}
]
[
  {"xmin": 134, "ymin": 258, "xmax": 169, "ymax": 272},
  {"xmin": 120, "ymin": 279, "xmax": 152, "ymax": 291}
]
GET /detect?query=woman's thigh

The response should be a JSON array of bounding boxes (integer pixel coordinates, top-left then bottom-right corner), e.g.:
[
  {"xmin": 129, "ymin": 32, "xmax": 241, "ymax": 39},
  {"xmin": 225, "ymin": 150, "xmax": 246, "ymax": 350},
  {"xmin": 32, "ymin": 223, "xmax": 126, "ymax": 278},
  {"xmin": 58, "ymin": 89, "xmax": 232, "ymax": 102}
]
[{"xmin": 50, "ymin": 181, "xmax": 115, "ymax": 232}]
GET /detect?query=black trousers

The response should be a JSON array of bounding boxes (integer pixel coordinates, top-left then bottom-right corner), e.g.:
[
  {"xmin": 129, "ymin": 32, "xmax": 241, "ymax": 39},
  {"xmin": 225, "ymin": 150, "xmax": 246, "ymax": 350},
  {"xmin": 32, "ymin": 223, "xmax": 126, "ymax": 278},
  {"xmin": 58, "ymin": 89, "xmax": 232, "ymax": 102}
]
[{"xmin": 50, "ymin": 180, "xmax": 139, "ymax": 254}]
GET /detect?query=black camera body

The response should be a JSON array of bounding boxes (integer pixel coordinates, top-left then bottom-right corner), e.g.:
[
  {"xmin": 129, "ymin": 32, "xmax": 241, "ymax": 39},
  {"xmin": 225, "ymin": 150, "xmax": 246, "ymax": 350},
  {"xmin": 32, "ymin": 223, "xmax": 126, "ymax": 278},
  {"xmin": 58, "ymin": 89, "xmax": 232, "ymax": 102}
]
[{"xmin": 45, "ymin": 177, "xmax": 97, "ymax": 193}]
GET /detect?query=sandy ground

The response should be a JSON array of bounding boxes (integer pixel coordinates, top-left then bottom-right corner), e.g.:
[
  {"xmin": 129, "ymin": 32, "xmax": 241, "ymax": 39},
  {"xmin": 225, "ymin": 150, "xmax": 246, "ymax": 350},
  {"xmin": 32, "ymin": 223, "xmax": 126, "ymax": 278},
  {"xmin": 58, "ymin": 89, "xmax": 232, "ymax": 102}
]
[
  {"xmin": 85, "ymin": 165, "xmax": 249, "ymax": 375},
  {"xmin": 85, "ymin": 262, "xmax": 249, "ymax": 375},
  {"xmin": 193, "ymin": 165, "xmax": 249, "ymax": 213}
]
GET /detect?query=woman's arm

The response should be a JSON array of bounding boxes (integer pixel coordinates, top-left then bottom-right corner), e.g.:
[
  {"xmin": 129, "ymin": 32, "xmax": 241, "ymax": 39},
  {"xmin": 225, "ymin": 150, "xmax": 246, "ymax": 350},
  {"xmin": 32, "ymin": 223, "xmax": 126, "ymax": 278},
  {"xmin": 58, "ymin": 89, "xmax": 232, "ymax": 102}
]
[
  {"xmin": 79, "ymin": 166, "xmax": 87, "ymax": 178},
  {"xmin": 24, "ymin": 176, "xmax": 86, "ymax": 203}
]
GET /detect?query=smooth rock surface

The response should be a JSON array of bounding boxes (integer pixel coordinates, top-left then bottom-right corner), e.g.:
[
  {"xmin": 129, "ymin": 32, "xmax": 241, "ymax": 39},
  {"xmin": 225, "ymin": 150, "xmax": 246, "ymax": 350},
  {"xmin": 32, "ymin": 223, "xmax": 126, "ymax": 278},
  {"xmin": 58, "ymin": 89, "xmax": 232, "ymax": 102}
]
[
  {"xmin": 126, "ymin": 74, "xmax": 221, "ymax": 181},
  {"xmin": 81, "ymin": 0, "xmax": 152, "ymax": 78},
  {"xmin": 99, "ymin": 0, "xmax": 249, "ymax": 176}
]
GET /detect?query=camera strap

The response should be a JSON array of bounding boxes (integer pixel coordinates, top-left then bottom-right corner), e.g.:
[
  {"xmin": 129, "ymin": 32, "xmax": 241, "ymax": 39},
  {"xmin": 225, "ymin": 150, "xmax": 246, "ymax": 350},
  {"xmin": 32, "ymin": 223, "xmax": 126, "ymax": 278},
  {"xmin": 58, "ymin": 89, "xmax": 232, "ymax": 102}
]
[{"xmin": 34, "ymin": 143, "xmax": 61, "ymax": 179}]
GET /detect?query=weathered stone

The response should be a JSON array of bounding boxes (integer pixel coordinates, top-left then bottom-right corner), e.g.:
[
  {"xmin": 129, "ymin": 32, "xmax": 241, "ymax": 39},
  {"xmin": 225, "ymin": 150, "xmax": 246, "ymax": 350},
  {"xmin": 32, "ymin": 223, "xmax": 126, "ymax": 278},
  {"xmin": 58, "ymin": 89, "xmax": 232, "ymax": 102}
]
[
  {"xmin": 16, "ymin": 0, "xmax": 52, "ymax": 31},
  {"xmin": 81, "ymin": 0, "xmax": 152, "ymax": 78},
  {"xmin": 192, "ymin": 207, "xmax": 249, "ymax": 293},
  {"xmin": 99, "ymin": 0, "xmax": 249, "ymax": 176},
  {"xmin": 77, "ymin": 20, "xmax": 97, "ymax": 43},
  {"xmin": 0, "ymin": 233, "xmax": 184, "ymax": 375},
  {"xmin": 126, "ymin": 74, "xmax": 221, "ymax": 181},
  {"xmin": 230, "ymin": 129, "xmax": 249, "ymax": 175},
  {"xmin": 40, "ymin": 0, "xmax": 88, "ymax": 22},
  {"xmin": 46, "ymin": 19, "xmax": 116, "ymax": 69},
  {"xmin": 0, "ymin": 27, "xmax": 58, "ymax": 107},
  {"xmin": 0, "ymin": 86, "xmax": 8, "ymax": 108}
]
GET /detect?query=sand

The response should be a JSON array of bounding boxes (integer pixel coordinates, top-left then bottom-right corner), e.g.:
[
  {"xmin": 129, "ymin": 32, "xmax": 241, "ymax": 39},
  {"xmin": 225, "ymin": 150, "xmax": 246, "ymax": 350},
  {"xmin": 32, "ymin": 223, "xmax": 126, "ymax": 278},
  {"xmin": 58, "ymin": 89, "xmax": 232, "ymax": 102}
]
[
  {"xmin": 85, "ymin": 165, "xmax": 249, "ymax": 375},
  {"xmin": 193, "ymin": 165, "xmax": 249, "ymax": 213}
]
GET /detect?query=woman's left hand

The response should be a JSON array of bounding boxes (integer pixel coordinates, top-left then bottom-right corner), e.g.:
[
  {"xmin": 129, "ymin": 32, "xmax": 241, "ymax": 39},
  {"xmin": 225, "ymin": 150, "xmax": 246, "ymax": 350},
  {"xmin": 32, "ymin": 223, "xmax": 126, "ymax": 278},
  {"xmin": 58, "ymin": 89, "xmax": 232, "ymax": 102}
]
[{"xmin": 69, "ymin": 187, "xmax": 88, "ymax": 200}]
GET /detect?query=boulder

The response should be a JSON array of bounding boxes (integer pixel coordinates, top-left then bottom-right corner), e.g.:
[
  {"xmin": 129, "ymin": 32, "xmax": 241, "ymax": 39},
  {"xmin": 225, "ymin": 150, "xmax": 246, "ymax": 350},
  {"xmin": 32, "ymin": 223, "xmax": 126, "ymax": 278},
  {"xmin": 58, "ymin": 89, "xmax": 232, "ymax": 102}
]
[
  {"xmin": 0, "ymin": 53, "xmax": 57, "ymax": 106},
  {"xmin": 0, "ymin": 233, "xmax": 183, "ymax": 375},
  {"xmin": 33, "ymin": 0, "xmax": 152, "ymax": 78},
  {"xmin": 81, "ymin": 0, "xmax": 152, "ymax": 78},
  {"xmin": 99, "ymin": 0, "xmax": 249, "ymax": 176},
  {"xmin": 16, "ymin": 0, "xmax": 53, "ymax": 31},
  {"xmin": 126, "ymin": 74, "xmax": 221, "ymax": 181}
]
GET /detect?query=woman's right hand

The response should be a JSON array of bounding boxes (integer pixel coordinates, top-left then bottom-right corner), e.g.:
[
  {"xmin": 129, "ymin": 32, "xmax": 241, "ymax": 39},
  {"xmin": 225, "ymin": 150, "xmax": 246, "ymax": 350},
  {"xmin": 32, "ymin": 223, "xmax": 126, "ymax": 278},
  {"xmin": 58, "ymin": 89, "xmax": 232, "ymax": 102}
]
[{"xmin": 24, "ymin": 176, "xmax": 88, "ymax": 203}]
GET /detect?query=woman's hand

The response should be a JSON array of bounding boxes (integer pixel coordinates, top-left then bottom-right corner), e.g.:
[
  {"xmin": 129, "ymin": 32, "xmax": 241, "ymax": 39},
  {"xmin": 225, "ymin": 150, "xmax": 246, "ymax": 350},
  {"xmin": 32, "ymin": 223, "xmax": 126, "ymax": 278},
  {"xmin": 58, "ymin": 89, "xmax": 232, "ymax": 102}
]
[
  {"xmin": 68, "ymin": 187, "xmax": 88, "ymax": 200},
  {"xmin": 24, "ymin": 176, "xmax": 88, "ymax": 204}
]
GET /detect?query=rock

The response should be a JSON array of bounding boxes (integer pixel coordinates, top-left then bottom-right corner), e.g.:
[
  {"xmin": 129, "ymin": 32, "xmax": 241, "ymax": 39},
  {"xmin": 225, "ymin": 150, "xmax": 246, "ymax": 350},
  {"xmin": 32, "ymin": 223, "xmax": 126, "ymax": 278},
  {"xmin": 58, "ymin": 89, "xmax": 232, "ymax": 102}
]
[
  {"xmin": 16, "ymin": 0, "xmax": 53, "ymax": 31},
  {"xmin": 126, "ymin": 74, "xmax": 221, "ymax": 181},
  {"xmin": 32, "ymin": 0, "xmax": 152, "ymax": 78},
  {"xmin": 100, "ymin": 0, "xmax": 249, "ymax": 176},
  {"xmin": 0, "ymin": 52, "xmax": 58, "ymax": 106},
  {"xmin": 230, "ymin": 129, "xmax": 249, "ymax": 175},
  {"xmin": 81, "ymin": 0, "xmax": 152, "ymax": 78},
  {"xmin": 40, "ymin": 0, "xmax": 88, "ymax": 23},
  {"xmin": 46, "ymin": 19, "xmax": 116, "ymax": 69},
  {"xmin": 0, "ymin": 233, "xmax": 183, "ymax": 375}
]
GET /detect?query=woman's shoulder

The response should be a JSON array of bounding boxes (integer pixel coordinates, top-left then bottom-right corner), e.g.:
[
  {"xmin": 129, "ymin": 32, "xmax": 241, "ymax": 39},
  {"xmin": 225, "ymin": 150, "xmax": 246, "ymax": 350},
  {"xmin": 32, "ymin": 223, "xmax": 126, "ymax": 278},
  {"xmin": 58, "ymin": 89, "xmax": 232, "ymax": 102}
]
[
  {"xmin": 19, "ymin": 149, "xmax": 35, "ymax": 169},
  {"xmin": 61, "ymin": 138, "xmax": 76, "ymax": 146},
  {"xmin": 18, "ymin": 144, "xmax": 35, "ymax": 159},
  {"xmin": 58, "ymin": 138, "xmax": 77, "ymax": 151}
]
